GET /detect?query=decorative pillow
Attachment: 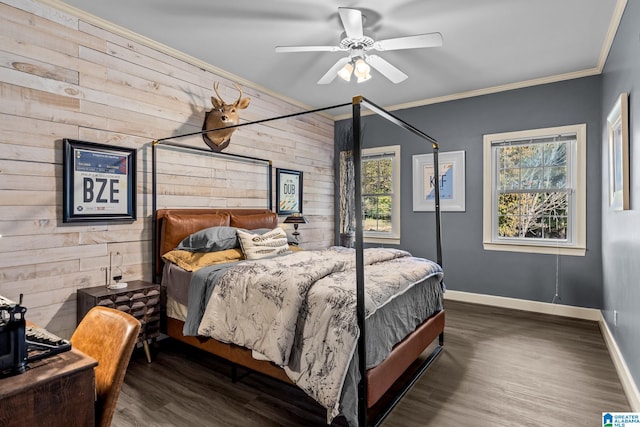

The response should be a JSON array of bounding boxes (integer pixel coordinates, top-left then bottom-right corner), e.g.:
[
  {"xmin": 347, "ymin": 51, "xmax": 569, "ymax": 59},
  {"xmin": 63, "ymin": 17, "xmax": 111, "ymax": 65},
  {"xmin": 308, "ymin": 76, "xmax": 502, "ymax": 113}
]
[
  {"xmin": 236, "ymin": 227, "xmax": 291, "ymax": 260},
  {"xmin": 162, "ymin": 248, "xmax": 244, "ymax": 271},
  {"xmin": 160, "ymin": 212, "xmax": 230, "ymax": 258},
  {"xmin": 177, "ymin": 226, "xmax": 240, "ymax": 252}
]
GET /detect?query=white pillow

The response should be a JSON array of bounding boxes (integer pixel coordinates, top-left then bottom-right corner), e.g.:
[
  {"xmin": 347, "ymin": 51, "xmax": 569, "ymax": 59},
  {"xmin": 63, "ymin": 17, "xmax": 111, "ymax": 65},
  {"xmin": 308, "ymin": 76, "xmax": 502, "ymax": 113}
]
[{"xmin": 236, "ymin": 227, "xmax": 291, "ymax": 260}]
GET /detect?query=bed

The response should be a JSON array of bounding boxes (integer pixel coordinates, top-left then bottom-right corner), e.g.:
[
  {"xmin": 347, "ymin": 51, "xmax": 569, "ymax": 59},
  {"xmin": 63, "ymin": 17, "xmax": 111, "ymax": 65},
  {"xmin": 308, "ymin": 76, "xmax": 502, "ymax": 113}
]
[
  {"xmin": 151, "ymin": 96, "xmax": 446, "ymax": 426},
  {"xmin": 154, "ymin": 207, "xmax": 445, "ymax": 426}
]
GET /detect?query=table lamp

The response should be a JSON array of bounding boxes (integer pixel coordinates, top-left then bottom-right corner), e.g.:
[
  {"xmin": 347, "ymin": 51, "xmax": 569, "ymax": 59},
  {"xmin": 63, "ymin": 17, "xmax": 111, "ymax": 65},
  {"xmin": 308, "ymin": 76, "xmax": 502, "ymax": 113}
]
[{"xmin": 283, "ymin": 213, "xmax": 309, "ymax": 244}]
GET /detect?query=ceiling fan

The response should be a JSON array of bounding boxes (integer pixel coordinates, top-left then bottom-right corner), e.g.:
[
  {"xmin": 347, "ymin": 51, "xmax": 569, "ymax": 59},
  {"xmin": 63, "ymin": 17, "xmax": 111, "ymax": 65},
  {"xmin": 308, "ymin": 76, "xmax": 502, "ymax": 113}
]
[{"xmin": 275, "ymin": 7, "xmax": 443, "ymax": 85}]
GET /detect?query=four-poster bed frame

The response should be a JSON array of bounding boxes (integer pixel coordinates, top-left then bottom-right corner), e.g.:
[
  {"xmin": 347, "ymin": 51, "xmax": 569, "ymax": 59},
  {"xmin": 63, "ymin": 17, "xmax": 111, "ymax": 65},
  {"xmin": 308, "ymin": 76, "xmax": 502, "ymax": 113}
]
[{"xmin": 151, "ymin": 96, "xmax": 444, "ymax": 427}]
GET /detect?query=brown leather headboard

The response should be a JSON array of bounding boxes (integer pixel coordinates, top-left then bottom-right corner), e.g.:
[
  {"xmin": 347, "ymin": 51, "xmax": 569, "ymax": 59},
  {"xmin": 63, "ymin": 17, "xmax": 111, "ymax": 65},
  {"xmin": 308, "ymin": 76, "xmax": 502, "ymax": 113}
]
[{"xmin": 154, "ymin": 208, "xmax": 277, "ymax": 281}]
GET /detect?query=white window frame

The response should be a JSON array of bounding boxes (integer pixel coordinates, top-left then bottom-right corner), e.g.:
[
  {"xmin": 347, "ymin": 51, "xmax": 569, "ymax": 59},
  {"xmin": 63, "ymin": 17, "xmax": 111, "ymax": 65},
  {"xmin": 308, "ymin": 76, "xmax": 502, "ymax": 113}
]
[
  {"xmin": 482, "ymin": 124, "xmax": 586, "ymax": 256},
  {"xmin": 362, "ymin": 145, "xmax": 401, "ymax": 245}
]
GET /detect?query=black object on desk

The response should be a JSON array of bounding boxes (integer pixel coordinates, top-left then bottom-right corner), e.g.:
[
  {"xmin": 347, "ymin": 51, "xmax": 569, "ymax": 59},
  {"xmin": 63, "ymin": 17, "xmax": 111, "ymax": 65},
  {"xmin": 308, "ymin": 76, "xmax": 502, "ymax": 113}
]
[
  {"xmin": 1, "ymin": 294, "xmax": 72, "ymax": 377},
  {"xmin": 25, "ymin": 325, "xmax": 72, "ymax": 363},
  {"xmin": 0, "ymin": 295, "xmax": 27, "ymax": 376}
]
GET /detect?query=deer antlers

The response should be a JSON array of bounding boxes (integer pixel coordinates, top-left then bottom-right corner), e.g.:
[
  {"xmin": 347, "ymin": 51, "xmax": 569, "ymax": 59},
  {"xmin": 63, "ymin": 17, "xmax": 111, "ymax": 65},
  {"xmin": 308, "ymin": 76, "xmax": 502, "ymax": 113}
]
[{"xmin": 213, "ymin": 82, "xmax": 244, "ymax": 106}]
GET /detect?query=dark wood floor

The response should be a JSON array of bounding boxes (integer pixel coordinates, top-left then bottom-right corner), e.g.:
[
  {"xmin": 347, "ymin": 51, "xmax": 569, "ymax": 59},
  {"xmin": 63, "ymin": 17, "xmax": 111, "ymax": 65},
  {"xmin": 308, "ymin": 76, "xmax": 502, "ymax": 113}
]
[{"xmin": 114, "ymin": 300, "xmax": 630, "ymax": 426}]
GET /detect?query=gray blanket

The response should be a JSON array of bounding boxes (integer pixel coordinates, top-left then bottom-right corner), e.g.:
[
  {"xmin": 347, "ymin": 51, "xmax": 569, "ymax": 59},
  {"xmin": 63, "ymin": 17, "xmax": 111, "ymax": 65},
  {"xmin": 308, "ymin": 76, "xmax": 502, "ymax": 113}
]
[{"xmin": 183, "ymin": 261, "xmax": 236, "ymax": 335}]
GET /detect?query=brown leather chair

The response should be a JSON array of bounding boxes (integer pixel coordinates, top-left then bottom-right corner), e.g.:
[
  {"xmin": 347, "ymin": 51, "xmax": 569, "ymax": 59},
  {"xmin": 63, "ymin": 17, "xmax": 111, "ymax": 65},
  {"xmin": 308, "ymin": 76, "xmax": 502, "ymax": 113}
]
[{"xmin": 71, "ymin": 306, "xmax": 141, "ymax": 427}]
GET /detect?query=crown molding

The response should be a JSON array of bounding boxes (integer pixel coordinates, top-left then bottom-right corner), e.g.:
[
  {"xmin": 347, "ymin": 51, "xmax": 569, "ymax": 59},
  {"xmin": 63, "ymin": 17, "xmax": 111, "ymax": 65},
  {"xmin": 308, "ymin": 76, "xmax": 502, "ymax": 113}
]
[
  {"xmin": 597, "ymin": 0, "xmax": 629, "ymax": 72},
  {"xmin": 333, "ymin": 67, "xmax": 601, "ymax": 121}
]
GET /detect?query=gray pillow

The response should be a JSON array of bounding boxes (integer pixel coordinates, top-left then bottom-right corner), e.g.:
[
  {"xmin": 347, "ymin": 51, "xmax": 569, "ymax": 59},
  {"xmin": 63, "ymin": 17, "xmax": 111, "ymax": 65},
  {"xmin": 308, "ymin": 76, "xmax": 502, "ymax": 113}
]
[
  {"xmin": 177, "ymin": 226, "xmax": 274, "ymax": 252},
  {"xmin": 177, "ymin": 226, "xmax": 241, "ymax": 252}
]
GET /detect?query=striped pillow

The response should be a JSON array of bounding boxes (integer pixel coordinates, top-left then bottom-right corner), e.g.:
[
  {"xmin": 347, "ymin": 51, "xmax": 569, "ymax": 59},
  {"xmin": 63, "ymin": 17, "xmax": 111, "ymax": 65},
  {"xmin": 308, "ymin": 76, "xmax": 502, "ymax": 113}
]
[{"xmin": 236, "ymin": 227, "xmax": 291, "ymax": 260}]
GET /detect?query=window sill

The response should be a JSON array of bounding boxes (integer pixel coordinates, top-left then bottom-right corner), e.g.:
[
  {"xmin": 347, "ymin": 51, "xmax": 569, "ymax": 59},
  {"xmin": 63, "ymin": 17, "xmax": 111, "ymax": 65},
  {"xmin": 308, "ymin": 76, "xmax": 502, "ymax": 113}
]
[
  {"xmin": 483, "ymin": 242, "xmax": 585, "ymax": 256},
  {"xmin": 364, "ymin": 236, "xmax": 400, "ymax": 245}
]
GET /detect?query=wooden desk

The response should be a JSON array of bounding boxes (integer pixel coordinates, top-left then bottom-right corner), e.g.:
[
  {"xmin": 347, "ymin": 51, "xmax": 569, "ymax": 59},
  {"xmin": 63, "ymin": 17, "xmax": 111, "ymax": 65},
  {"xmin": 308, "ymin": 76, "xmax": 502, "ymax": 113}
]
[{"xmin": 0, "ymin": 349, "xmax": 97, "ymax": 427}]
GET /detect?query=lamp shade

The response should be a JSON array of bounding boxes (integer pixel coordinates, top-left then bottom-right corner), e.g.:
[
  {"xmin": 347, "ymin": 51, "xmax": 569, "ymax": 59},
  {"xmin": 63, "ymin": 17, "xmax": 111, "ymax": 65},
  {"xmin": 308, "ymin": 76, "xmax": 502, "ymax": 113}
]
[
  {"xmin": 283, "ymin": 214, "xmax": 309, "ymax": 224},
  {"xmin": 354, "ymin": 58, "xmax": 370, "ymax": 78},
  {"xmin": 338, "ymin": 62, "xmax": 354, "ymax": 81}
]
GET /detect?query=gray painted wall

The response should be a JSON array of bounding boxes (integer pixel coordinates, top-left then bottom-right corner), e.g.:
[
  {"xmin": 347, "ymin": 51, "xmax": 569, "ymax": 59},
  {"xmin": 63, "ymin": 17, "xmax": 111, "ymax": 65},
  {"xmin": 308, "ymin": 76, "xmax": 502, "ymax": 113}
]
[
  {"xmin": 601, "ymin": 0, "xmax": 640, "ymax": 399},
  {"xmin": 337, "ymin": 75, "xmax": 603, "ymax": 308}
]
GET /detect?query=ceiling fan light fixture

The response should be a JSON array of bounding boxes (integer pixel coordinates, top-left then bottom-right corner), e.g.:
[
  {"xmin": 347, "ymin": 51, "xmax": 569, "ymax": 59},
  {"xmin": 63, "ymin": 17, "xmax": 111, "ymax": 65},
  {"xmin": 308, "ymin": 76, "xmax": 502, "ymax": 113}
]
[
  {"xmin": 353, "ymin": 58, "xmax": 371, "ymax": 83},
  {"xmin": 338, "ymin": 62, "xmax": 353, "ymax": 81},
  {"xmin": 354, "ymin": 58, "xmax": 370, "ymax": 77}
]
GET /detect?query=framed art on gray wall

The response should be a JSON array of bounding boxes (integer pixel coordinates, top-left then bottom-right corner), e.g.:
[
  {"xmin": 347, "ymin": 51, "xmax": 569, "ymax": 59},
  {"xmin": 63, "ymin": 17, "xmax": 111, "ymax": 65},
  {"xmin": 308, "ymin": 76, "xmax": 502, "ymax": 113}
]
[
  {"xmin": 276, "ymin": 168, "xmax": 303, "ymax": 215},
  {"xmin": 412, "ymin": 150, "xmax": 465, "ymax": 211},
  {"xmin": 606, "ymin": 92, "xmax": 630, "ymax": 211},
  {"xmin": 63, "ymin": 139, "xmax": 137, "ymax": 222}
]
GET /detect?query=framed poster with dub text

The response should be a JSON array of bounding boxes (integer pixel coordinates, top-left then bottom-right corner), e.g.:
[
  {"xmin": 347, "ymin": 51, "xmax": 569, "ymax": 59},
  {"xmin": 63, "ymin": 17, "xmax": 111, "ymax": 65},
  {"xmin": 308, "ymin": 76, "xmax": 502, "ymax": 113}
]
[
  {"xmin": 63, "ymin": 139, "xmax": 137, "ymax": 223},
  {"xmin": 276, "ymin": 168, "xmax": 303, "ymax": 216}
]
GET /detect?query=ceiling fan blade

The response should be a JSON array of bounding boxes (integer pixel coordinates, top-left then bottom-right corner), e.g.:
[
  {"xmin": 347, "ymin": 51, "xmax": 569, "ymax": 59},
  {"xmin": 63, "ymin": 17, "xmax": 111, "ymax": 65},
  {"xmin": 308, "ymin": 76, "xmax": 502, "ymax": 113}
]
[
  {"xmin": 365, "ymin": 55, "xmax": 408, "ymax": 84},
  {"xmin": 276, "ymin": 45, "xmax": 343, "ymax": 53},
  {"xmin": 338, "ymin": 8, "xmax": 363, "ymax": 39},
  {"xmin": 374, "ymin": 32, "xmax": 443, "ymax": 51},
  {"xmin": 317, "ymin": 57, "xmax": 351, "ymax": 85}
]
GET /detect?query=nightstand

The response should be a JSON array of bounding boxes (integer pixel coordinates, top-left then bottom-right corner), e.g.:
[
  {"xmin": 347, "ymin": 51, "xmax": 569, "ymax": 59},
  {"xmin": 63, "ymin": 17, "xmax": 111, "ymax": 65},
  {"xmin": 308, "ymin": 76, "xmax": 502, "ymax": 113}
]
[{"xmin": 77, "ymin": 280, "xmax": 161, "ymax": 363}]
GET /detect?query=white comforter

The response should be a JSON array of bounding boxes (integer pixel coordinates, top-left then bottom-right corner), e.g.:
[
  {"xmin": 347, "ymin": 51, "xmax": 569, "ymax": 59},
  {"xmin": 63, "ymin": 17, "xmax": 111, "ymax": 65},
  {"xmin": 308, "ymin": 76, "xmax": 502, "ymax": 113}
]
[{"xmin": 196, "ymin": 246, "xmax": 443, "ymax": 422}]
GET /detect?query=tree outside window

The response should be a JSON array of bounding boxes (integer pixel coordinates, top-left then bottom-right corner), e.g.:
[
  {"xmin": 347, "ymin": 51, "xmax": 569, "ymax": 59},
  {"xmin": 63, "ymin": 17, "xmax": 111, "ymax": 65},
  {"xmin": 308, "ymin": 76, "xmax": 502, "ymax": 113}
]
[
  {"xmin": 362, "ymin": 156, "xmax": 393, "ymax": 233},
  {"xmin": 496, "ymin": 141, "xmax": 568, "ymax": 240},
  {"xmin": 360, "ymin": 146, "xmax": 400, "ymax": 243},
  {"xmin": 483, "ymin": 124, "xmax": 586, "ymax": 256}
]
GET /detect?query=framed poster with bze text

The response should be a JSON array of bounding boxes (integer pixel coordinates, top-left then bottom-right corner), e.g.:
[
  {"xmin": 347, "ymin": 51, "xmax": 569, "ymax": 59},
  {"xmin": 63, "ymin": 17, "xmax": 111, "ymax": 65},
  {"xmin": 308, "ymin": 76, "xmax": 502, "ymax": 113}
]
[{"xmin": 63, "ymin": 139, "xmax": 136, "ymax": 223}]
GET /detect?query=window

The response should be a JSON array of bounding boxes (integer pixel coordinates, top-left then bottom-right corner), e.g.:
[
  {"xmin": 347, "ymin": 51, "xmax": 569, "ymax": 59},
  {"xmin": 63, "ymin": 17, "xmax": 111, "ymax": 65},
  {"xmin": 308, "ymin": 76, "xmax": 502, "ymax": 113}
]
[
  {"xmin": 362, "ymin": 145, "xmax": 400, "ymax": 244},
  {"xmin": 483, "ymin": 124, "xmax": 586, "ymax": 256}
]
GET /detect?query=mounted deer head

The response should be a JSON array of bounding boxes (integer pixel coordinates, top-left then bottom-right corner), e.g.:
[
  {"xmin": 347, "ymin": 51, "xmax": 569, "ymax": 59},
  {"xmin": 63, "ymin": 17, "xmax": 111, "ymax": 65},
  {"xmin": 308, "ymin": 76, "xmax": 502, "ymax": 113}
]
[{"xmin": 202, "ymin": 82, "xmax": 250, "ymax": 151}]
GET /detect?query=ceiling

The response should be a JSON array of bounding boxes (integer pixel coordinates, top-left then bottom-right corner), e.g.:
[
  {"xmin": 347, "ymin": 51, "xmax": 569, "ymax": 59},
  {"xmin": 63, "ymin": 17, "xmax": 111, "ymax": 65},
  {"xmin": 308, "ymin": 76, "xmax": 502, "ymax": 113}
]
[{"xmin": 56, "ymin": 0, "xmax": 624, "ymax": 119}]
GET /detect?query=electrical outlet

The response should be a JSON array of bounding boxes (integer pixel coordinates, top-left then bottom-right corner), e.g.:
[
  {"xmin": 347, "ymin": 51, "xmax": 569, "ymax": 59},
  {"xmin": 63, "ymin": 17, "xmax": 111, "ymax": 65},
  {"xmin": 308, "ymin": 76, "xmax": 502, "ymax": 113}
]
[{"xmin": 614, "ymin": 310, "xmax": 618, "ymax": 327}]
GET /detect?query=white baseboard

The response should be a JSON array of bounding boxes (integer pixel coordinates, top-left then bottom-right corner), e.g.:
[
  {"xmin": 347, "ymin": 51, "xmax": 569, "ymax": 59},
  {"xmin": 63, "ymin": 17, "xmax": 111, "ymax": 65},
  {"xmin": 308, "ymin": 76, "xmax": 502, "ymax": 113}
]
[
  {"xmin": 598, "ymin": 312, "xmax": 640, "ymax": 411},
  {"xmin": 444, "ymin": 290, "xmax": 600, "ymax": 320},
  {"xmin": 443, "ymin": 290, "xmax": 640, "ymax": 411}
]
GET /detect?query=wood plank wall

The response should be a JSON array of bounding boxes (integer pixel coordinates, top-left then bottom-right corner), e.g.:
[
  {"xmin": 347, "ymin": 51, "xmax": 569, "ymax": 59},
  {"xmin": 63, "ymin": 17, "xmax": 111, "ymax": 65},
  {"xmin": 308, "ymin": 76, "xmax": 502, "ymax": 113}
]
[{"xmin": 0, "ymin": 0, "xmax": 335, "ymax": 337}]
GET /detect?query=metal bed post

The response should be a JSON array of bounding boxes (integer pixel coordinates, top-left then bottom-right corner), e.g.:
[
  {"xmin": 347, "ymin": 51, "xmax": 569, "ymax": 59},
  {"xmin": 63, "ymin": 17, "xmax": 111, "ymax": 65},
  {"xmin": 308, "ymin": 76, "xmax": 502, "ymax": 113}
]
[
  {"xmin": 432, "ymin": 148, "xmax": 443, "ymax": 268},
  {"xmin": 352, "ymin": 97, "xmax": 367, "ymax": 427},
  {"xmin": 151, "ymin": 140, "xmax": 159, "ymax": 283},
  {"xmin": 353, "ymin": 96, "xmax": 444, "ymax": 427}
]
